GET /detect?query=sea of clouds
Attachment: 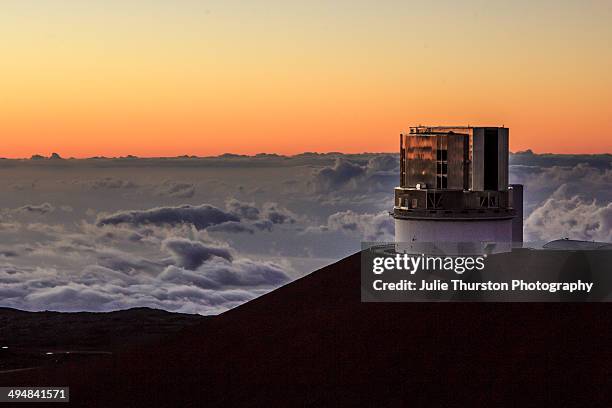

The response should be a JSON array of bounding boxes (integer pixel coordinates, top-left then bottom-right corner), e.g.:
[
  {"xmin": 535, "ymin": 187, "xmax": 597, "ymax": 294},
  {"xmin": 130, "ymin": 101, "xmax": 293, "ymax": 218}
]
[{"xmin": 0, "ymin": 151, "xmax": 609, "ymax": 313}]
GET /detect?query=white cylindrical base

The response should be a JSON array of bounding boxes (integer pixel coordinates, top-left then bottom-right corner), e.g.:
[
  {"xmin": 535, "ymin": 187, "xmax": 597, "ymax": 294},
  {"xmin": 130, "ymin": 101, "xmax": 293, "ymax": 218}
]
[{"xmin": 395, "ymin": 217, "xmax": 513, "ymax": 243}]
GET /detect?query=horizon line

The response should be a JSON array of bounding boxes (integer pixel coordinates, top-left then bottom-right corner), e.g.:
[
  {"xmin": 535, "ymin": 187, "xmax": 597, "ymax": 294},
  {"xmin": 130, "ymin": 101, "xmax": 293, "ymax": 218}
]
[{"xmin": 1, "ymin": 149, "xmax": 611, "ymax": 161}]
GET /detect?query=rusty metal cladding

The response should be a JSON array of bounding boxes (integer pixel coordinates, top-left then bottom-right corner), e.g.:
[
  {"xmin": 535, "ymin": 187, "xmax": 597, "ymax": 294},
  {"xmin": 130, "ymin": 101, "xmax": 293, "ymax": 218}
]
[{"xmin": 395, "ymin": 125, "xmax": 513, "ymax": 213}]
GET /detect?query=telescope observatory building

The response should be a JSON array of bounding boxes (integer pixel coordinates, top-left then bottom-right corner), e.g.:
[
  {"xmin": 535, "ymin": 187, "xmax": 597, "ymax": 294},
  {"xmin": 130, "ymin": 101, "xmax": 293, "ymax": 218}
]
[{"xmin": 393, "ymin": 126, "xmax": 523, "ymax": 243}]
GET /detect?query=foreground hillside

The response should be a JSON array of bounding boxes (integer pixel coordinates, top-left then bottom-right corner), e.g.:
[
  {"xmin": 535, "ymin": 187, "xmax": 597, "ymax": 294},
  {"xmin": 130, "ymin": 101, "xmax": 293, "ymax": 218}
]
[
  {"xmin": 1, "ymin": 252, "xmax": 610, "ymax": 407},
  {"xmin": 0, "ymin": 308, "xmax": 205, "ymax": 372}
]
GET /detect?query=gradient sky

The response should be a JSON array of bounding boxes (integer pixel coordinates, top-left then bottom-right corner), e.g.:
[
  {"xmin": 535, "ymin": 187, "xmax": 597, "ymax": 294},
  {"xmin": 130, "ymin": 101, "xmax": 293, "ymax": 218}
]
[{"xmin": 1, "ymin": 0, "xmax": 611, "ymax": 157}]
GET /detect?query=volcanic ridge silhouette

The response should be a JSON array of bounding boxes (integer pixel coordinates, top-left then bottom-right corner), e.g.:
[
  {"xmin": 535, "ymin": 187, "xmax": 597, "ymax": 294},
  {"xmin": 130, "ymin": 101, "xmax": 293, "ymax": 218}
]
[{"xmin": 1, "ymin": 252, "xmax": 610, "ymax": 407}]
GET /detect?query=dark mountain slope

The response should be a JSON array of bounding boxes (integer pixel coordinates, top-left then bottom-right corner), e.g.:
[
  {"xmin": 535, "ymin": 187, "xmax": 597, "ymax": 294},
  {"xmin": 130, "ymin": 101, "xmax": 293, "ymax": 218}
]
[{"xmin": 1, "ymin": 252, "xmax": 610, "ymax": 407}]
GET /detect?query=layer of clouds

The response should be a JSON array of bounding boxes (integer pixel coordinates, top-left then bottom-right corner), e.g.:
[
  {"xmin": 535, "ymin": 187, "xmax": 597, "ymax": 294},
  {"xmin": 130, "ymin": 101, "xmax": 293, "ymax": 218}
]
[
  {"xmin": 310, "ymin": 210, "xmax": 394, "ymax": 241},
  {"xmin": 83, "ymin": 177, "xmax": 138, "ymax": 190},
  {"xmin": 1, "ymin": 267, "xmax": 265, "ymax": 314},
  {"xmin": 2, "ymin": 203, "xmax": 56, "ymax": 215},
  {"xmin": 310, "ymin": 159, "xmax": 366, "ymax": 193},
  {"xmin": 97, "ymin": 204, "xmax": 239, "ymax": 230},
  {"xmin": 162, "ymin": 237, "xmax": 232, "ymax": 270},
  {"xmin": 511, "ymin": 162, "xmax": 612, "ymax": 208},
  {"xmin": 73, "ymin": 177, "xmax": 198, "ymax": 198},
  {"xmin": 159, "ymin": 257, "xmax": 289, "ymax": 290},
  {"xmin": 226, "ymin": 198, "xmax": 261, "ymax": 220},
  {"xmin": 0, "ymin": 233, "xmax": 290, "ymax": 314},
  {"xmin": 510, "ymin": 154, "xmax": 612, "ymax": 241},
  {"xmin": 261, "ymin": 202, "xmax": 297, "ymax": 225},
  {"xmin": 524, "ymin": 196, "xmax": 611, "ymax": 242},
  {"xmin": 207, "ymin": 221, "xmax": 255, "ymax": 234},
  {"xmin": 18, "ymin": 203, "xmax": 56, "ymax": 214},
  {"xmin": 0, "ymin": 151, "xmax": 608, "ymax": 314},
  {"xmin": 154, "ymin": 181, "xmax": 196, "ymax": 198},
  {"xmin": 309, "ymin": 156, "xmax": 399, "ymax": 194}
]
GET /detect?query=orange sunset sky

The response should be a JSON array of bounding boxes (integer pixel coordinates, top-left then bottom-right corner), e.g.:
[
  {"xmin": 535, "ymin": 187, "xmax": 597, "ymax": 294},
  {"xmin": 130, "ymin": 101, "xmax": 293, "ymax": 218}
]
[{"xmin": 1, "ymin": 0, "xmax": 611, "ymax": 157}]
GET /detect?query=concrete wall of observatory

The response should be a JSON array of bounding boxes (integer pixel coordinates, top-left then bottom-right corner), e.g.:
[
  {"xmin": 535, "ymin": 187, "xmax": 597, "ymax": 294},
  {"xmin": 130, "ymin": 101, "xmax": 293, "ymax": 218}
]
[{"xmin": 395, "ymin": 217, "xmax": 513, "ymax": 243}]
